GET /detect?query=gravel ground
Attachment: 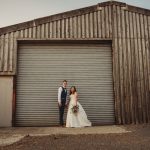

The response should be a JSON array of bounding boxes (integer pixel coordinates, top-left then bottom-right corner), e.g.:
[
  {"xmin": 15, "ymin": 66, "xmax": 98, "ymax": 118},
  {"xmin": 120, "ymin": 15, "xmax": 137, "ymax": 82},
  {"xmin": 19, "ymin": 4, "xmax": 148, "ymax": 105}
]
[{"xmin": 0, "ymin": 124, "xmax": 149, "ymax": 150}]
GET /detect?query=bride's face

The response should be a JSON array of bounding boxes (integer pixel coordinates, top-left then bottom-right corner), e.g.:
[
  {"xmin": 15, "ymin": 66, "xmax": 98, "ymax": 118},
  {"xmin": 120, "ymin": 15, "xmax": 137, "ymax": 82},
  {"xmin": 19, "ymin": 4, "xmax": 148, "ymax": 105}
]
[{"xmin": 71, "ymin": 87, "xmax": 75, "ymax": 93}]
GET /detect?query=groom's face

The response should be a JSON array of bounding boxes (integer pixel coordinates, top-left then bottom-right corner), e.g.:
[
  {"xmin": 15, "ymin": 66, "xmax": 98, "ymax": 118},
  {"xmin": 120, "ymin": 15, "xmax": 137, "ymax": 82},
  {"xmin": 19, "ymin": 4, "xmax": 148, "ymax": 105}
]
[{"xmin": 63, "ymin": 82, "xmax": 67, "ymax": 88}]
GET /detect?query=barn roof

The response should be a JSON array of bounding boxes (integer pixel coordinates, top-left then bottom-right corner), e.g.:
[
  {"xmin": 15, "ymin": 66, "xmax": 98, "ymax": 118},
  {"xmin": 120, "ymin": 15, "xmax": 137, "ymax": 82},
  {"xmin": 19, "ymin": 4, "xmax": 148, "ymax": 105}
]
[{"xmin": 0, "ymin": 0, "xmax": 150, "ymax": 35}]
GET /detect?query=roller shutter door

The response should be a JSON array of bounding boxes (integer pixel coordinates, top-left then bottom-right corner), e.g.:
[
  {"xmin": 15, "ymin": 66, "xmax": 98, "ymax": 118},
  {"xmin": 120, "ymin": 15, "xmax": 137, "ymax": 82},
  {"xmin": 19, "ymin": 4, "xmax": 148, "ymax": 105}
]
[{"xmin": 16, "ymin": 44, "xmax": 115, "ymax": 126}]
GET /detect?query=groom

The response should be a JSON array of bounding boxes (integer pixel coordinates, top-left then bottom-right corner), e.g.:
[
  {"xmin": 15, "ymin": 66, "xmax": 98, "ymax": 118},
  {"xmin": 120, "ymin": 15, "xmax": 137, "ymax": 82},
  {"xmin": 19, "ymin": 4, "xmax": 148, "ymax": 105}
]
[{"xmin": 58, "ymin": 80, "xmax": 68, "ymax": 126}]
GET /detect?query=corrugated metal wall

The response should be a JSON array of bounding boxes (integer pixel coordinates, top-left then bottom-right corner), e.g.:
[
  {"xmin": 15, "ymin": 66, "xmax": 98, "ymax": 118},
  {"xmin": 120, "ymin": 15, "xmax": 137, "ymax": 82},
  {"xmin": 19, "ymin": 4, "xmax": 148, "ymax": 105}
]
[
  {"xmin": 0, "ymin": 1, "xmax": 150, "ymax": 124},
  {"xmin": 16, "ymin": 44, "xmax": 114, "ymax": 126}
]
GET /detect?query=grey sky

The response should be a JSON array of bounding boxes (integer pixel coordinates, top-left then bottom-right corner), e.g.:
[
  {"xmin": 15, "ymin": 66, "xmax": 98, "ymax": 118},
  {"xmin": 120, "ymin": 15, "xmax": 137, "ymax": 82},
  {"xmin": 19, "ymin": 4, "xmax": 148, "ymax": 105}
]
[{"xmin": 0, "ymin": 0, "xmax": 150, "ymax": 28}]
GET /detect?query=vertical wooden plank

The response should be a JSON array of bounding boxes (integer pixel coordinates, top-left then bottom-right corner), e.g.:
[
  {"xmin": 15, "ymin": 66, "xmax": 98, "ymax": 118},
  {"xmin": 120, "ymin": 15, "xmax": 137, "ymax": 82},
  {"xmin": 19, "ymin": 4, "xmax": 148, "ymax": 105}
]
[
  {"xmin": 112, "ymin": 5, "xmax": 121, "ymax": 124},
  {"xmin": 113, "ymin": 5, "xmax": 117, "ymax": 38},
  {"xmin": 77, "ymin": 16, "xmax": 81, "ymax": 38},
  {"xmin": 101, "ymin": 7, "xmax": 105, "ymax": 38},
  {"xmin": 116, "ymin": 6, "xmax": 122, "ymax": 123},
  {"xmin": 123, "ymin": 40, "xmax": 128, "ymax": 124},
  {"xmin": 116, "ymin": 6, "xmax": 121, "ymax": 38},
  {"xmin": 140, "ymin": 14, "xmax": 147, "ymax": 123},
  {"xmin": 144, "ymin": 15, "xmax": 149, "ymax": 40},
  {"xmin": 45, "ymin": 23, "xmax": 49, "ymax": 38},
  {"xmin": 97, "ymin": 10, "xmax": 102, "ymax": 38},
  {"xmin": 85, "ymin": 13, "xmax": 89, "ymax": 38},
  {"xmin": 37, "ymin": 25, "xmax": 41, "ymax": 38},
  {"xmin": 117, "ymin": 6, "xmax": 125, "ymax": 124},
  {"xmin": 148, "ymin": 16, "xmax": 150, "ymax": 41},
  {"xmin": 89, "ymin": 12, "xmax": 93, "ymax": 38},
  {"xmin": 55, "ymin": 21, "xmax": 58, "ymax": 38},
  {"xmin": 126, "ymin": 10, "xmax": 133, "ymax": 124},
  {"xmin": 65, "ymin": 18, "xmax": 69, "ymax": 38},
  {"xmin": 53, "ymin": 21, "xmax": 57, "ymax": 38},
  {"xmin": 0, "ymin": 36, "xmax": 2, "ymax": 71},
  {"xmin": 132, "ymin": 12, "xmax": 140, "ymax": 124},
  {"xmin": 73, "ymin": 17, "xmax": 77, "ymax": 38},
  {"xmin": 81, "ymin": 15, "xmax": 85, "ymax": 38},
  {"xmin": 148, "ymin": 17, "xmax": 150, "ymax": 62},
  {"xmin": 93, "ymin": 12, "xmax": 98, "ymax": 38},
  {"xmin": 125, "ymin": 10, "xmax": 132, "ymax": 124},
  {"xmin": 13, "ymin": 31, "xmax": 19, "ymax": 74},
  {"xmin": 0, "ymin": 35, "xmax": 4, "ymax": 71},
  {"xmin": 24, "ymin": 29, "xmax": 28, "ymax": 38},
  {"xmin": 32, "ymin": 26, "xmax": 36, "ymax": 38},
  {"xmin": 129, "ymin": 12, "xmax": 136, "ymax": 123},
  {"xmin": 121, "ymin": 9, "xmax": 126, "ymax": 39},
  {"xmin": 135, "ymin": 13, "xmax": 143, "ymax": 123},
  {"xmin": 141, "ymin": 37, "xmax": 149, "ymax": 123},
  {"xmin": 49, "ymin": 22, "xmax": 53, "ymax": 38},
  {"xmin": 3, "ymin": 33, "xmax": 9, "ymax": 71},
  {"xmin": 9, "ymin": 32, "xmax": 14, "ymax": 72},
  {"xmin": 129, "ymin": 12, "xmax": 134, "ymax": 38},
  {"xmin": 105, "ymin": 6, "xmax": 109, "ymax": 38},
  {"xmin": 130, "ymin": 39, "xmax": 136, "ymax": 124},
  {"xmin": 108, "ymin": 5, "xmax": 112, "ymax": 38},
  {"xmin": 146, "ymin": 16, "xmax": 150, "ymax": 121},
  {"xmin": 28, "ymin": 28, "xmax": 32, "ymax": 38},
  {"xmin": 57, "ymin": 20, "xmax": 61, "ymax": 38},
  {"xmin": 60, "ymin": 19, "xmax": 65, "ymax": 39},
  {"xmin": 20, "ymin": 30, "xmax": 24, "ymax": 38},
  {"xmin": 41, "ymin": 24, "xmax": 45, "ymax": 38},
  {"xmin": 136, "ymin": 13, "xmax": 144, "ymax": 123},
  {"xmin": 121, "ymin": 8, "xmax": 128, "ymax": 124},
  {"xmin": 70, "ymin": 17, "xmax": 73, "ymax": 38},
  {"xmin": 113, "ymin": 38, "xmax": 121, "ymax": 124},
  {"xmin": 143, "ymin": 15, "xmax": 149, "ymax": 122}
]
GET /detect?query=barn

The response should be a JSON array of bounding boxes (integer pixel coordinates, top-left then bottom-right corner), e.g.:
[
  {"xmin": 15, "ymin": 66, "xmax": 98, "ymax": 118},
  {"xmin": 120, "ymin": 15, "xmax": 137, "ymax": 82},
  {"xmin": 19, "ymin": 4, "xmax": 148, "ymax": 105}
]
[{"xmin": 0, "ymin": 1, "xmax": 149, "ymax": 127}]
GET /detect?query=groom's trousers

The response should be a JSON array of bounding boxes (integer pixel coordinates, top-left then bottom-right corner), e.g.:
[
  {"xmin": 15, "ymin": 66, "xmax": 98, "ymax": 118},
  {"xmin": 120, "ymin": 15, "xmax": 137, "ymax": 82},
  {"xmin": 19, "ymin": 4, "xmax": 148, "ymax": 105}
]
[{"xmin": 59, "ymin": 101, "xmax": 66, "ymax": 126}]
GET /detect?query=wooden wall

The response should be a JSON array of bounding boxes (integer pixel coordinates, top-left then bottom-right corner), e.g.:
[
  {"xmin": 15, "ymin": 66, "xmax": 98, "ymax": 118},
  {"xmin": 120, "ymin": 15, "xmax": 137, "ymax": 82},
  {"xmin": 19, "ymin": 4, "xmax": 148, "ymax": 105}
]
[
  {"xmin": 0, "ymin": 2, "xmax": 149, "ymax": 124},
  {"xmin": 112, "ymin": 5, "xmax": 150, "ymax": 124}
]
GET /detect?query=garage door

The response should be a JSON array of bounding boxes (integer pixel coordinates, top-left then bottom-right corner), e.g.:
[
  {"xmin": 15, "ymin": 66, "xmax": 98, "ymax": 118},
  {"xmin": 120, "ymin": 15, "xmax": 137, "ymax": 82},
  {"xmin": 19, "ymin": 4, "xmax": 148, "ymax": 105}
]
[{"xmin": 16, "ymin": 43, "xmax": 115, "ymax": 126}]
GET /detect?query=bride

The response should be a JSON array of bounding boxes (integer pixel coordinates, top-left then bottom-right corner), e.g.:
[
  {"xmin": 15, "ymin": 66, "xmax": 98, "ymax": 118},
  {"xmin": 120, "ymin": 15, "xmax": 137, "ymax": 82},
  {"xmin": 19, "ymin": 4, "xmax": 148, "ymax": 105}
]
[{"xmin": 66, "ymin": 86, "xmax": 92, "ymax": 127}]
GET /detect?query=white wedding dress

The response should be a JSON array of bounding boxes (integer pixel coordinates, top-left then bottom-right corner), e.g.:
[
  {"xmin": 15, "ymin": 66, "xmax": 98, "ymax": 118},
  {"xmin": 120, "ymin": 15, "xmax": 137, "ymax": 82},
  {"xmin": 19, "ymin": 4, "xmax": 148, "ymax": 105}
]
[{"xmin": 66, "ymin": 93, "xmax": 92, "ymax": 127}]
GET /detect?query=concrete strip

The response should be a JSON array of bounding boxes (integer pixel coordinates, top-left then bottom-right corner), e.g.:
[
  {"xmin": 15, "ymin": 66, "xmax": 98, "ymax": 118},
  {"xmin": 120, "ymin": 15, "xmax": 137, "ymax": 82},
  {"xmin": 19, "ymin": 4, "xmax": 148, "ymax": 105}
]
[
  {"xmin": 30, "ymin": 126, "xmax": 130, "ymax": 136},
  {"xmin": 0, "ymin": 126, "xmax": 131, "ymax": 135},
  {"xmin": 0, "ymin": 134, "xmax": 26, "ymax": 146},
  {"xmin": 0, "ymin": 125, "xmax": 131, "ymax": 146}
]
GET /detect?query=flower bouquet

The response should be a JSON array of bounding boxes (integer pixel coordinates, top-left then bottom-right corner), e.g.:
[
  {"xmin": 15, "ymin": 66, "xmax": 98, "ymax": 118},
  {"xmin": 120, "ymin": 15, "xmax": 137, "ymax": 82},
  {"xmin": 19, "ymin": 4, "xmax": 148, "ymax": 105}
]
[{"xmin": 71, "ymin": 105, "xmax": 79, "ymax": 114}]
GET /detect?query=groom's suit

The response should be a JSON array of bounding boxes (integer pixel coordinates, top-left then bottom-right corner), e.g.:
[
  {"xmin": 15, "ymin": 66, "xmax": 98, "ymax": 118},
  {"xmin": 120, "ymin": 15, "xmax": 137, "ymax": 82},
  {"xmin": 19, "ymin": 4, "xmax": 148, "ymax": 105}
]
[{"xmin": 58, "ymin": 86, "xmax": 67, "ymax": 126}]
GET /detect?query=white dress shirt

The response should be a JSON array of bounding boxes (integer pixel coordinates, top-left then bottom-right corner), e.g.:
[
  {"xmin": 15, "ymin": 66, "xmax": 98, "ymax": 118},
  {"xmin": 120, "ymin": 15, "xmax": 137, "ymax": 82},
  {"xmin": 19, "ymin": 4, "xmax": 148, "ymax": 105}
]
[{"xmin": 58, "ymin": 87, "xmax": 68, "ymax": 104}]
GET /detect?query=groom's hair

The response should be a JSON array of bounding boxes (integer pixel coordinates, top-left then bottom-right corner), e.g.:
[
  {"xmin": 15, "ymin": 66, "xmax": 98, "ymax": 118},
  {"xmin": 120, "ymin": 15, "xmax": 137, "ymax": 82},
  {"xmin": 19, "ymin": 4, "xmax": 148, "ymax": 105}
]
[{"xmin": 63, "ymin": 80, "xmax": 67, "ymax": 83}]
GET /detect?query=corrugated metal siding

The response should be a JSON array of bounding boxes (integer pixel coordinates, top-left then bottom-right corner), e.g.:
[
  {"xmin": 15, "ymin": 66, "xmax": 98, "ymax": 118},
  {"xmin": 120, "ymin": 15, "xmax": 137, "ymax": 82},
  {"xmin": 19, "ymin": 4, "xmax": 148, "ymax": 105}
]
[{"xmin": 16, "ymin": 44, "xmax": 114, "ymax": 126}]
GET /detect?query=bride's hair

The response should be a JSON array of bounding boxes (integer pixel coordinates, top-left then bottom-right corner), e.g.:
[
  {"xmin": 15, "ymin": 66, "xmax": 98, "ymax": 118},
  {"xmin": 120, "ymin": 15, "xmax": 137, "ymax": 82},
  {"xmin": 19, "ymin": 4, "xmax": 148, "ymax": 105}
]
[{"xmin": 70, "ymin": 86, "xmax": 77, "ymax": 95}]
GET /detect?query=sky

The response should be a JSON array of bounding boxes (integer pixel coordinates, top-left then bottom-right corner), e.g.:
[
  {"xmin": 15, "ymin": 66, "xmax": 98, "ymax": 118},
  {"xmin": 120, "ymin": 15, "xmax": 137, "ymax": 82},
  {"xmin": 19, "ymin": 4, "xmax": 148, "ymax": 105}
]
[{"xmin": 0, "ymin": 0, "xmax": 150, "ymax": 28}]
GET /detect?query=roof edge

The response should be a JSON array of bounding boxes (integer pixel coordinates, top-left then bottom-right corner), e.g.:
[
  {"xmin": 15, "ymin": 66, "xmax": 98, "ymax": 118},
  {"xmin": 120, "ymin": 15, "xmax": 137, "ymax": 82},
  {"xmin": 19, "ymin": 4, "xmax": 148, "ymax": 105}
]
[{"xmin": 0, "ymin": 0, "xmax": 150, "ymax": 35}]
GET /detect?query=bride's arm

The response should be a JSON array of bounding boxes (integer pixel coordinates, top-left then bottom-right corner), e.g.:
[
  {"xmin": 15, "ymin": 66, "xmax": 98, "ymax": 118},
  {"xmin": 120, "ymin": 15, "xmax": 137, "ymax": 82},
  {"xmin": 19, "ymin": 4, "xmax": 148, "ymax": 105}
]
[{"xmin": 75, "ymin": 92, "xmax": 78, "ymax": 106}]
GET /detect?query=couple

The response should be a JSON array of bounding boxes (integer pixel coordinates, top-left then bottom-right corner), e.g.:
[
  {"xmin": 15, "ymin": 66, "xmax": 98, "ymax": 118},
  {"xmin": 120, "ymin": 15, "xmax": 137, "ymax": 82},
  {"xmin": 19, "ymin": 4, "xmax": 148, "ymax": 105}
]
[{"xmin": 58, "ymin": 80, "xmax": 92, "ymax": 127}]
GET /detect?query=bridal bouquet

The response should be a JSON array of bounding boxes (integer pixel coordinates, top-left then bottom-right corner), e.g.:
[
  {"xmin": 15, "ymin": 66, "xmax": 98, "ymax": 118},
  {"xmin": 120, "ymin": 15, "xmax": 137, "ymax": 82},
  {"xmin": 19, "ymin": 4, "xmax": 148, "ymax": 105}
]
[{"xmin": 71, "ymin": 105, "xmax": 79, "ymax": 114}]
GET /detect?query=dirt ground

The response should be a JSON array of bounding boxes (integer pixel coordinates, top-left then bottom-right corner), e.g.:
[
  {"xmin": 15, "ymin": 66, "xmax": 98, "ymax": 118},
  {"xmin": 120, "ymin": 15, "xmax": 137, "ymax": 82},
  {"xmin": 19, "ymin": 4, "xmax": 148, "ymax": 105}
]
[{"xmin": 0, "ymin": 124, "xmax": 150, "ymax": 150}]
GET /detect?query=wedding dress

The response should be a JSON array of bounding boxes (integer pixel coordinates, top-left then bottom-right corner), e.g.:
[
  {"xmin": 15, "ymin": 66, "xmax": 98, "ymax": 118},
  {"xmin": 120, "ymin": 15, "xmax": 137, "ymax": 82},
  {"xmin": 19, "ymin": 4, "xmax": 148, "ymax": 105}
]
[{"xmin": 66, "ymin": 93, "xmax": 91, "ymax": 127}]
